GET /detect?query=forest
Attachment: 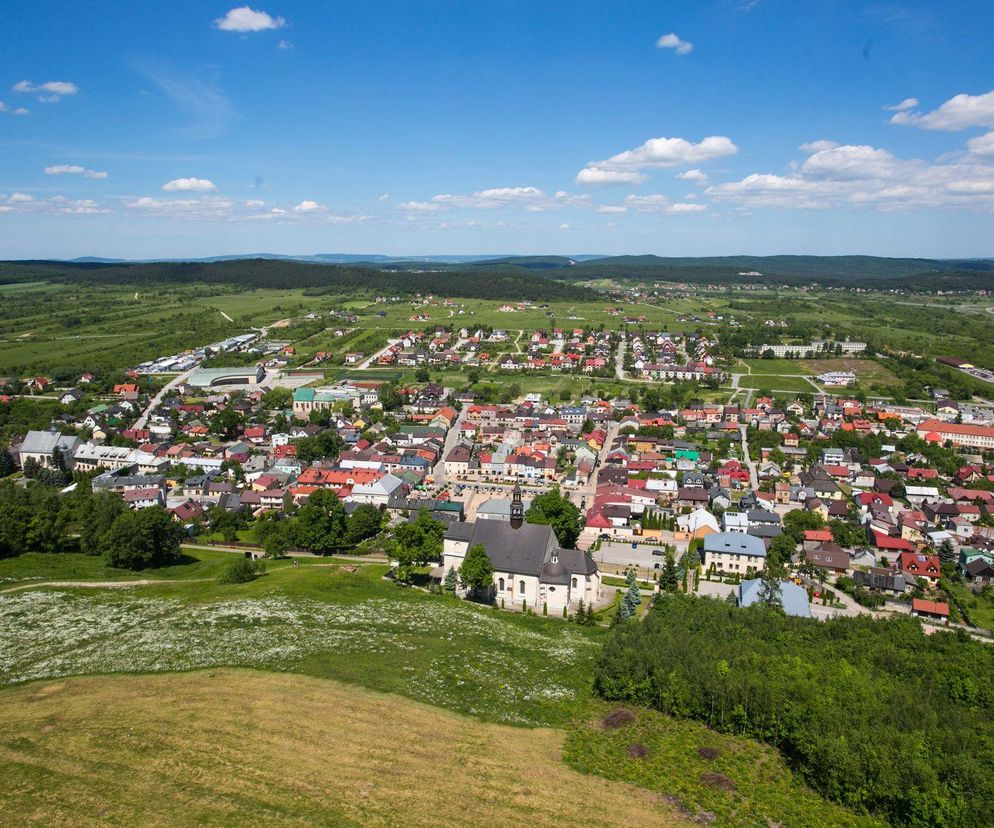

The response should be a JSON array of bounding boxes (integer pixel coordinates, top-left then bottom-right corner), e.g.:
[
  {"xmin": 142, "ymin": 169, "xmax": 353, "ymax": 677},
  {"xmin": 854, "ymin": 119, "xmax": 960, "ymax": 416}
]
[
  {"xmin": 0, "ymin": 259, "xmax": 599, "ymax": 301},
  {"xmin": 595, "ymin": 593, "xmax": 994, "ymax": 827}
]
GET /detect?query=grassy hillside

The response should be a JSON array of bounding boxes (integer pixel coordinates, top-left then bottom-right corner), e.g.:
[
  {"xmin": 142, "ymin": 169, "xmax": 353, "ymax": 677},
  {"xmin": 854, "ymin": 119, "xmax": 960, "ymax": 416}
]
[{"xmin": 0, "ymin": 670, "xmax": 686, "ymax": 827}]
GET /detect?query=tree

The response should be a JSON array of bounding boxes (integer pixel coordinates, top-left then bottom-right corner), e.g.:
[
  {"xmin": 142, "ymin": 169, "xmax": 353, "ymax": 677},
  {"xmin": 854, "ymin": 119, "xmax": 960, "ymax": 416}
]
[
  {"xmin": 767, "ymin": 534, "xmax": 797, "ymax": 570},
  {"xmin": 459, "ymin": 543, "xmax": 494, "ymax": 600},
  {"xmin": 0, "ymin": 446, "xmax": 14, "ymax": 478},
  {"xmin": 392, "ymin": 508, "xmax": 445, "ymax": 582},
  {"xmin": 295, "ymin": 488, "xmax": 348, "ymax": 553},
  {"xmin": 782, "ymin": 508, "xmax": 825, "ymax": 543},
  {"xmin": 443, "ymin": 565, "xmax": 459, "ymax": 594},
  {"xmin": 22, "ymin": 457, "xmax": 40, "ymax": 479},
  {"xmin": 658, "ymin": 553, "xmax": 680, "ymax": 592},
  {"xmin": 938, "ymin": 538, "xmax": 956, "ymax": 565},
  {"xmin": 346, "ymin": 503, "xmax": 383, "ymax": 544},
  {"xmin": 211, "ymin": 407, "xmax": 241, "ymax": 440},
  {"xmin": 78, "ymin": 491, "xmax": 127, "ymax": 556},
  {"xmin": 104, "ymin": 506, "xmax": 183, "ymax": 569},
  {"xmin": 626, "ymin": 582, "xmax": 642, "ymax": 606},
  {"xmin": 525, "ymin": 487, "xmax": 583, "ymax": 548}
]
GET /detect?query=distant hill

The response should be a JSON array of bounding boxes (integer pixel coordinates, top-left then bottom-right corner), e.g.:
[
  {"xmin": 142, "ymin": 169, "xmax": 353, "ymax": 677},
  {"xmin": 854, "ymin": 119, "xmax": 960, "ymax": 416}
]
[{"xmin": 0, "ymin": 258, "xmax": 599, "ymax": 301}]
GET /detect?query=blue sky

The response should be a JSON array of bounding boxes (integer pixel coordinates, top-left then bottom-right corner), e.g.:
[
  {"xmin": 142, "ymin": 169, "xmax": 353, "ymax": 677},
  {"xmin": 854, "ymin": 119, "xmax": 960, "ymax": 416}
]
[{"xmin": 2, "ymin": 0, "xmax": 994, "ymax": 259}]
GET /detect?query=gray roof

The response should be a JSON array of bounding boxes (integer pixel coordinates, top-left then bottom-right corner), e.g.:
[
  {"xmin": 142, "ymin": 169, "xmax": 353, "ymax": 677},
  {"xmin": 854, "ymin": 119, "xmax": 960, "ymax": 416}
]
[
  {"xmin": 739, "ymin": 579, "xmax": 811, "ymax": 618},
  {"xmin": 444, "ymin": 518, "xmax": 596, "ymax": 579},
  {"xmin": 703, "ymin": 532, "xmax": 767, "ymax": 557},
  {"xmin": 21, "ymin": 430, "xmax": 80, "ymax": 457}
]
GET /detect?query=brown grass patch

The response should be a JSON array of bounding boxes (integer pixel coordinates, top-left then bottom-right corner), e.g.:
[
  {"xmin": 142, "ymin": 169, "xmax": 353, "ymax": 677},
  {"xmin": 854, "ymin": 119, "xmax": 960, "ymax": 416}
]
[
  {"xmin": 627, "ymin": 743, "xmax": 650, "ymax": 758},
  {"xmin": 0, "ymin": 670, "xmax": 687, "ymax": 827},
  {"xmin": 697, "ymin": 747, "xmax": 720, "ymax": 761},
  {"xmin": 700, "ymin": 772, "xmax": 736, "ymax": 793},
  {"xmin": 602, "ymin": 708, "xmax": 636, "ymax": 729}
]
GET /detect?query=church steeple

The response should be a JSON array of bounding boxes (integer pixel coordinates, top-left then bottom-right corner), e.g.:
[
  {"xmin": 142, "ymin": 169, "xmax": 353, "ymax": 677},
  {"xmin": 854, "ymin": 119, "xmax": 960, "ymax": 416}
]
[{"xmin": 510, "ymin": 483, "xmax": 523, "ymax": 528}]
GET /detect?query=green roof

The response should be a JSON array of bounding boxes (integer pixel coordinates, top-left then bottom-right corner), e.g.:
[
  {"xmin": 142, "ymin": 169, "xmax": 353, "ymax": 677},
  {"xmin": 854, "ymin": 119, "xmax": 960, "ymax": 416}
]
[{"xmin": 294, "ymin": 387, "xmax": 316, "ymax": 402}]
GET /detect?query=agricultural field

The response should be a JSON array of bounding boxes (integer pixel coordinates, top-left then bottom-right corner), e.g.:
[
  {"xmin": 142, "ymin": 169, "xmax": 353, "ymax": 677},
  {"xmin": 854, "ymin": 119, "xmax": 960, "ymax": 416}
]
[
  {"xmin": 736, "ymin": 374, "xmax": 819, "ymax": 393},
  {"xmin": 0, "ymin": 670, "xmax": 684, "ymax": 827}
]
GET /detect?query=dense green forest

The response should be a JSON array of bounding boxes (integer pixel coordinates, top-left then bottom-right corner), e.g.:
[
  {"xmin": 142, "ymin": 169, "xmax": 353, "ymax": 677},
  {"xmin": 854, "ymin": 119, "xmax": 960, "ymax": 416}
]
[
  {"xmin": 595, "ymin": 593, "xmax": 994, "ymax": 827},
  {"xmin": 5, "ymin": 254, "xmax": 994, "ymax": 292},
  {"xmin": 0, "ymin": 259, "xmax": 599, "ymax": 301}
]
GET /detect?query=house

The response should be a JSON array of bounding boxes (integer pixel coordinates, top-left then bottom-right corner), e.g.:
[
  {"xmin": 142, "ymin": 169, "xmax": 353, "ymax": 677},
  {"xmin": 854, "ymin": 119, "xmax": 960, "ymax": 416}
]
[
  {"xmin": 911, "ymin": 598, "xmax": 949, "ymax": 623},
  {"xmin": 854, "ymin": 567, "xmax": 910, "ymax": 594},
  {"xmin": 738, "ymin": 578, "xmax": 811, "ymax": 618},
  {"xmin": 441, "ymin": 487, "xmax": 600, "ymax": 614},
  {"xmin": 59, "ymin": 388, "xmax": 84, "ymax": 405},
  {"xmin": 806, "ymin": 541, "xmax": 850, "ymax": 574},
  {"xmin": 18, "ymin": 430, "xmax": 81, "ymax": 469},
  {"xmin": 896, "ymin": 551, "xmax": 942, "ymax": 583},
  {"xmin": 703, "ymin": 532, "xmax": 766, "ymax": 575}
]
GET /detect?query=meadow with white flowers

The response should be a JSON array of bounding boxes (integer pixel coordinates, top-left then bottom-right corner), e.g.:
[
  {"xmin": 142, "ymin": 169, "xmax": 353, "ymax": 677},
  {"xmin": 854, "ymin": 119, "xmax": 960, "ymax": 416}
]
[{"xmin": 0, "ymin": 565, "xmax": 602, "ymax": 726}]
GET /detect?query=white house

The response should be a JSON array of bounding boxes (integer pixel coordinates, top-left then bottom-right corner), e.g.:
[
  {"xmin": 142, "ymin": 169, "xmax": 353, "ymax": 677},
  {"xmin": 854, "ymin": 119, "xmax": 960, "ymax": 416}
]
[{"xmin": 703, "ymin": 532, "xmax": 767, "ymax": 575}]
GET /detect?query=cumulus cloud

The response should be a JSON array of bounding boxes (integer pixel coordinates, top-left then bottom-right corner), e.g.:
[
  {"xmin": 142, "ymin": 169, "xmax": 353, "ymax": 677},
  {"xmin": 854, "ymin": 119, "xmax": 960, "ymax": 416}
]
[
  {"xmin": 884, "ymin": 97, "xmax": 919, "ymax": 112},
  {"xmin": 624, "ymin": 194, "xmax": 707, "ymax": 214},
  {"xmin": 656, "ymin": 33, "xmax": 693, "ymax": 55},
  {"xmin": 398, "ymin": 201, "xmax": 445, "ymax": 212},
  {"xmin": 293, "ymin": 199, "xmax": 325, "ymax": 213},
  {"xmin": 44, "ymin": 164, "xmax": 108, "ymax": 179},
  {"xmin": 575, "ymin": 168, "xmax": 647, "ymax": 186},
  {"xmin": 706, "ymin": 139, "xmax": 994, "ymax": 211},
  {"xmin": 244, "ymin": 199, "xmax": 265, "ymax": 208},
  {"xmin": 3, "ymin": 192, "xmax": 108, "ymax": 215},
  {"xmin": 215, "ymin": 6, "xmax": 286, "ymax": 31},
  {"xmin": 799, "ymin": 140, "xmax": 840, "ymax": 154},
  {"xmin": 596, "ymin": 205, "xmax": 628, "ymax": 213},
  {"xmin": 162, "ymin": 177, "xmax": 217, "ymax": 192},
  {"xmin": 676, "ymin": 168, "xmax": 709, "ymax": 184},
  {"xmin": 378, "ymin": 193, "xmax": 390, "ymax": 202},
  {"xmin": 890, "ymin": 89, "xmax": 994, "ymax": 130},
  {"xmin": 968, "ymin": 131, "xmax": 994, "ymax": 157},
  {"xmin": 429, "ymin": 187, "xmax": 590, "ymax": 211},
  {"xmin": 13, "ymin": 80, "xmax": 78, "ymax": 102},
  {"xmin": 577, "ymin": 135, "xmax": 737, "ymax": 186}
]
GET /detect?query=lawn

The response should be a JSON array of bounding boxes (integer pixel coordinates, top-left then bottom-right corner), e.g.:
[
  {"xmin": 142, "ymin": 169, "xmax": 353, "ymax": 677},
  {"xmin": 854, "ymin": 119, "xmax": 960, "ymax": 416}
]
[
  {"xmin": 0, "ymin": 562, "xmax": 605, "ymax": 727},
  {"xmin": 737, "ymin": 374, "xmax": 817, "ymax": 392},
  {"xmin": 0, "ymin": 670, "xmax": 684, "ymax": 827}
]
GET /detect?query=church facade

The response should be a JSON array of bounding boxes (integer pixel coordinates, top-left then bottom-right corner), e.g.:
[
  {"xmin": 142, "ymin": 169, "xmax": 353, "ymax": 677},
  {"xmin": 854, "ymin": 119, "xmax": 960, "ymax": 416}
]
[{"xmin": 442, "ymin": 486, "xmax": 601, "ymax": 614}]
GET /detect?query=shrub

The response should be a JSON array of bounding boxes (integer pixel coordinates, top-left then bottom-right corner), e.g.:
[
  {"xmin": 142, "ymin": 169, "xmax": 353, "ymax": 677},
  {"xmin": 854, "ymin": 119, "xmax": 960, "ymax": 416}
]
[{"xmin": 218, "ymin": 556, "xmax": 264, "ymax": 584}]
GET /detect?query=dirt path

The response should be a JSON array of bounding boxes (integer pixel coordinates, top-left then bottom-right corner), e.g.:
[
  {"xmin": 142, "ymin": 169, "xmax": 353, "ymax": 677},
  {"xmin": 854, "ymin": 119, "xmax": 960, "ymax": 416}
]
[{"xmin": 0, "ymin": 577, "xmax": 211, "ymax": 594}]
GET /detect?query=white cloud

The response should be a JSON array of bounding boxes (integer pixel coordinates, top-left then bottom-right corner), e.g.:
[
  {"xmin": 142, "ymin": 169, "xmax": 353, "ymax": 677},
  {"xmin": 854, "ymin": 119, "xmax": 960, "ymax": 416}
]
[
  {"xmin": 2, "ymin": 192, "xmax": 109, "ymax": 215},
  {"xmin": 706, "ymin": 138, "xmax": 994, "ymax": 211},
  {"xmin": 293, "ymin": 199, "xmax": 324, "ymax": 213},
  {"xmin": 0, "ymin": 100, "xmax": 5, "ymax": 112},
  {"xmin": 12, "ymin": 80, "xmax": 79, "ymax": 102},
  {"xmin": 884, "ymin": 97, "xmax": 919, "ymax": 112},
  {"xmin": 891, "ymin": 89, "xmax": 994, "ymax": 130},
  {"xmin": 430, "ymin": 187, "xmax": 589, "ymax": 211},
  {"xmin": 799, "ymin": 140, "xmax": 840, "ymax": 154},
  {"xmin": 44, "ymin": 164, "xmax": 108, "ymax": 179},
  {"xmin": 596, "ymin": 205, "xmax": 628, "ymax": 213},
  {"xmin": 244, "ymin": 199, "xmax": 265, "ymax": 207},
  {"xmin": 577, "ymin": 135, "xmax": 737, "ymax": 186},
  {"xmin": 968, "ymin": 131, "xmax": 994, "ymax": 157},
  {"xmin": 277, "ymin": 39, "xmax": 293, "ymax": 49},
  {"xmin": 378, "ymin": 193, "xmax": 390, "ymax": 202},
  {"xmin": 559, "ymin": 223, "xmax": 570, "ymax": 229},
  {"xmin": 624, "ymin": 194, "xmax": 707, "ymax": 214},
  {"xmin": 575, "ymin": 168, "xmax": 647, "ymax": 186},
  {"xmin": 656, "ymin": 33, "xmax": 693, "ymax": 55},
  {"xmin": 398, "ymin": 201, "xmax": 445, "ymax": 212},
  {"xmin": 162, "ymin": 177, "xmax": 217, "ymax": 192},
  {"xmin": 676, "ymin": 168, "xmax": 709, "ymax": 184},
  {"xmin": 215, "ymin": 6, "xmax": 286, "ymax": 31}
]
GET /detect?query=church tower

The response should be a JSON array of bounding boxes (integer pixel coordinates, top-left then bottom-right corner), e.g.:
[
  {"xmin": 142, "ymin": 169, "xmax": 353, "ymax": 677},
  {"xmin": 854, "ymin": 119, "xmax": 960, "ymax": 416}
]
[{"xmin": 510, "ymin": 483, "xmax": 523, "ymax": 528}]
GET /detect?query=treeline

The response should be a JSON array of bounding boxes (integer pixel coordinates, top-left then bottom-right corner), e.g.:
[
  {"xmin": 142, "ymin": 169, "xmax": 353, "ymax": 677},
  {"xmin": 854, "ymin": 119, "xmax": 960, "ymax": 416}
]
[
  {"xmin": 0, "ymin": 259, "xmax": 599, "ymax": 301},
  {"xmin": 594, "ymin": 593, "xmax": 994, "ymax": 827},
  {"xmin": 0, "ymin": 483, "xmax": 182, "ymax": 568}
]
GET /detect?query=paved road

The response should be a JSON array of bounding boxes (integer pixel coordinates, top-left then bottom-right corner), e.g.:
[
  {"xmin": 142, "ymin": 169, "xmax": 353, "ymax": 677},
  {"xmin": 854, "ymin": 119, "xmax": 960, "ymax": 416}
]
[
  {"xmin": 352, "ymin": 339, "xmax": 399, "ymax": 371},
  {"xmin": 132, "ymin": 367, "xmax": 196, "ymax": 430},
  {"xmin": 614, "ymin": 334, "xmax": 626, "ymax": 380},
  {"xmin": 739, "ymin": 424, "xmax": 760, "ymax": 490},
  {"xmin": 432, "ymin": 406, "xmax": 469, "ymax": 486}
]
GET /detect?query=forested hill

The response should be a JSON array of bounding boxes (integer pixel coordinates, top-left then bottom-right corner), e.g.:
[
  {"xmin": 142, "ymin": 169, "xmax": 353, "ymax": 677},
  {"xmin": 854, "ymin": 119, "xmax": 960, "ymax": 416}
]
[{"xmin": 0, "ymin": 259, "xmax": 599, "ymax": 301}]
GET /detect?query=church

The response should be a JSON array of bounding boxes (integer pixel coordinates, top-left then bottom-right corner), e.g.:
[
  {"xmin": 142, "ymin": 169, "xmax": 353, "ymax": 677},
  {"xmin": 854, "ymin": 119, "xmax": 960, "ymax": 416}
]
[{"xmin": 442, "ymin": 485, "xmax": 601, "ymax": 614}]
